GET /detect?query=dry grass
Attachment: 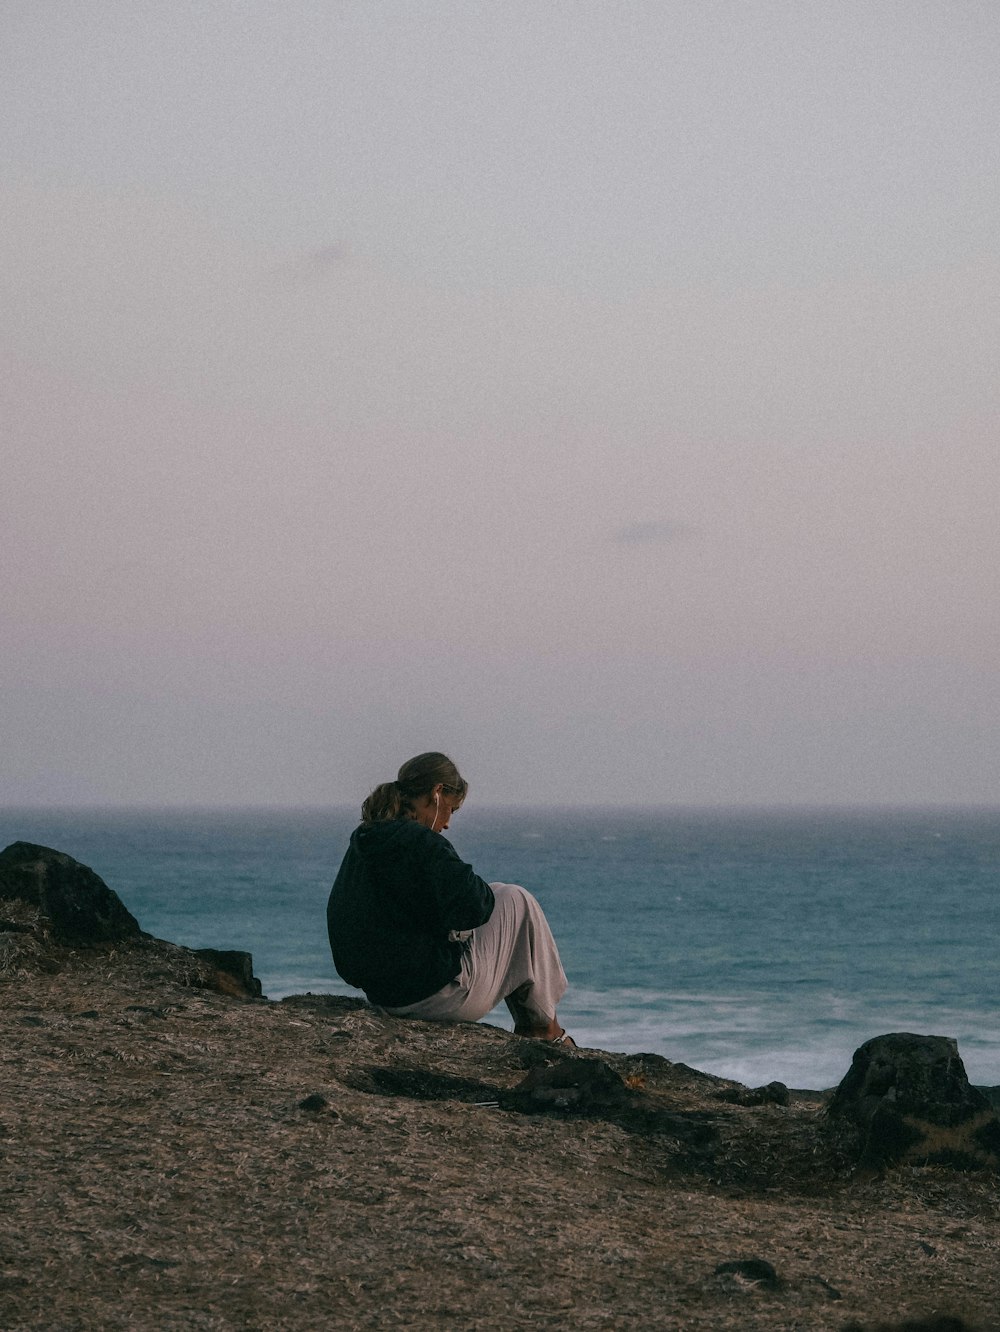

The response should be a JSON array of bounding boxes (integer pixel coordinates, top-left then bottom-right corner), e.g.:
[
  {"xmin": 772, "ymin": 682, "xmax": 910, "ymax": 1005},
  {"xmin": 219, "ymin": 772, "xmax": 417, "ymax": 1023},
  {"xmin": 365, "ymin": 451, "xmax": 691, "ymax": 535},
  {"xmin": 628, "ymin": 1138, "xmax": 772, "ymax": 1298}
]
[{"xmin": 2, "ymin": 929, "xmax": 999, "ymax": 1331}]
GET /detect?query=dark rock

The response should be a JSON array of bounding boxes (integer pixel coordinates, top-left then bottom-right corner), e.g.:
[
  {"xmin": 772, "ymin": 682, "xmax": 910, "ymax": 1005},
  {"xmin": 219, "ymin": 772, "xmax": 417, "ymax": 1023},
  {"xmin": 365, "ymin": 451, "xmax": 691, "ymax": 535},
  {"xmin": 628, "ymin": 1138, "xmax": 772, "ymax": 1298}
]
[
  {"xmin": 713, "ymin": 1258, "xmax": 781, "ymax": 1289},
  {"xmin": 755, "ymin": 1080, "xmax": 790, "ymax": 1106},
  {"xmin": 714, "ymin": 1080, "xmax": 790, "ymax": 1107},
  {"xmin": 510, "ymin": 1057, "xmax": 629, "ymax": 1114},
  {"xmin": 0, "ymin": 842, "xmax": 140, "ymax": 945},
  {"xmin": 828, "ymin": 1033, "xmax": 1000, "ymax": 1170},
  {"xmin": 298, "ymin": 1094, "xmax": 329, "ymax": 1112},
  {"xmin": 193, "ymin": 948, "xmax": 262, "ymax": 998}
]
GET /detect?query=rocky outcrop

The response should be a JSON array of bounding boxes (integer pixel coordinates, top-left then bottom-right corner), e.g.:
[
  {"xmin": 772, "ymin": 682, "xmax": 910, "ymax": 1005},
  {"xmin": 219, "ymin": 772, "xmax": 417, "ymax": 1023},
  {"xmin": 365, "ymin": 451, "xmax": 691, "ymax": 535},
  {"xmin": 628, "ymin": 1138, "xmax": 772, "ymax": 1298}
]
[
  {"xmin": 510, "ymin": 1055, "xmax": 630, "ymax": 1113},
  {"xmin": 0, "ymin": 841, "xmax": 262, "ymax": 999},
  {"xmin": 828, "ymin": 1033, "xmax": 1000, "ymax": 1170},
  {"xmin": 194, "ymin": 948, "xmax": 263, "ymax": 999},
  {"xmin": 0, "ymin": 842, "xmax": 141, "ymax": 944}
]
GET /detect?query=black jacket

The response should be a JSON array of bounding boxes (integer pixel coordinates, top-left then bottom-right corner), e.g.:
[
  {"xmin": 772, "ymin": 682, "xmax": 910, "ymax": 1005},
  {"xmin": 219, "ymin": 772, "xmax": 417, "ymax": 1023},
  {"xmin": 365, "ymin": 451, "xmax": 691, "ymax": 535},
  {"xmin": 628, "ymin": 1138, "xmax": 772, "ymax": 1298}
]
[{"xmin": 327, "ymin": 817, "xmax": 495, "ymax": 1007}]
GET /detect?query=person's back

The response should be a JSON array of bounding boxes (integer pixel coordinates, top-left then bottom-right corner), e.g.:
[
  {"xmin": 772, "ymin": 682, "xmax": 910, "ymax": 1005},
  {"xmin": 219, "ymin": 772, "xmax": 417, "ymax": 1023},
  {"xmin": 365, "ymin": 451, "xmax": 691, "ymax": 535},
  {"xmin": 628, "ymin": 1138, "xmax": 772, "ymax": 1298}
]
[{"xmin": 328, "ymin": 814, "xmax": 494, "ymax": 1007}]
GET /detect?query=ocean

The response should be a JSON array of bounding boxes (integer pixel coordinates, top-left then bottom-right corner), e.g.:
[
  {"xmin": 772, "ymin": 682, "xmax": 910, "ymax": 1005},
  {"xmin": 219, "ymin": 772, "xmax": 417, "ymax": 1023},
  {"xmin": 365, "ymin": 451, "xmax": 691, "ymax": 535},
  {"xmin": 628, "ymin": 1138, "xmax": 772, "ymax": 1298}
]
[{"xmin": 3, "ymin": 805, "xmax": 998, "ymax": 1092}]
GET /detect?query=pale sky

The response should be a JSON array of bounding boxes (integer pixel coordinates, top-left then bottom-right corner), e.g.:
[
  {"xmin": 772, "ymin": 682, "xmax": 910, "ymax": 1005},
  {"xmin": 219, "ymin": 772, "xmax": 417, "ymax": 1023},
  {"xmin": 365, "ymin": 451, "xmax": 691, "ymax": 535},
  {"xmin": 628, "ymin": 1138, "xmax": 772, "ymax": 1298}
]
[{"xmin": 3, "ymin": 0, "xmax": 999, "ymax": 807}]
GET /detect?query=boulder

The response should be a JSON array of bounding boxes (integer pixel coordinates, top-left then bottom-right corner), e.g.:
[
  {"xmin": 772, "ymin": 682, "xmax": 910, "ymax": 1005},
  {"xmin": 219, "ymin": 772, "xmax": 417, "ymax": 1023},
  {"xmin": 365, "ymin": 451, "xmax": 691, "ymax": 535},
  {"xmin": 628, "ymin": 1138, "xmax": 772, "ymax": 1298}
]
[
  {"xmin": 194, "ymin": 948, "xmax": 263, "ymax": 998},
  {"xmin": 714, "ymin": 1080, "xmax": 790, "ymax": 1107},
  {"xmin": 828, "ymin": 1033, "xmax": 1000, "ymax": 1170},
  {"xmin": 0, "ymin": 842, "xmax": 141, "ymax": 945},
  {"xmin": 713, "ymin": 1258, "xmax": 781, "ymax": 1290},
  {"xmin": 509, "ymin": 1057, "xmax": 629, "ymax": 1114}
]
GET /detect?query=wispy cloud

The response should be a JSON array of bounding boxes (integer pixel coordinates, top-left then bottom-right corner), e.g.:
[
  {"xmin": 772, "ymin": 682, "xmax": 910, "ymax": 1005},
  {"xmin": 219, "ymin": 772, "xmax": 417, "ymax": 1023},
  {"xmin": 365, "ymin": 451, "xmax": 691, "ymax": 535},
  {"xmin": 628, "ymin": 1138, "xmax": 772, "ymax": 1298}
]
[{"xmin": 612, "ymin": 519, "xmax": 694, "ymax": 546}]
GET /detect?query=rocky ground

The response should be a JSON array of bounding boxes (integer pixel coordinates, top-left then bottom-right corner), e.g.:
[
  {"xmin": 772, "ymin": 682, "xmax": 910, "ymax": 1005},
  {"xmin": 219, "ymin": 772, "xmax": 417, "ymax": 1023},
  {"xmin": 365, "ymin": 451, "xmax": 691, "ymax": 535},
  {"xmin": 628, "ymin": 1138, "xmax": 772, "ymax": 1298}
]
[{"xmin": 2, "ymin": 909, "xmax": 999, "ymax": 1332}]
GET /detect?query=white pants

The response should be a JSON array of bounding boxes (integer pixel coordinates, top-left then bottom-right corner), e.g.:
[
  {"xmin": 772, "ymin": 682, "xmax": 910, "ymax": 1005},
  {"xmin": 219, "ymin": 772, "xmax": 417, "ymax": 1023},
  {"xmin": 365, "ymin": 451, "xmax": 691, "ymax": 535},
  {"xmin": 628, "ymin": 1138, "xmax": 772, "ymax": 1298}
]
[{"xmin": 383, "ymin": 883, "xmax": 567, "ymax": 1029}]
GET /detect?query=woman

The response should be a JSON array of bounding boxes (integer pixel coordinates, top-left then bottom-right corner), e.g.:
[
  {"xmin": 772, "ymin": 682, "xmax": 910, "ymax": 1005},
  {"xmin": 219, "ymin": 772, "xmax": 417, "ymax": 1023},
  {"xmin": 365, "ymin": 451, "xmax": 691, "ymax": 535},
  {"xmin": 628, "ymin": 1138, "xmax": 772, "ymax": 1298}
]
[{"xmin": 327, "ymin": 752, "xmax": 573, "ymax": 1044}]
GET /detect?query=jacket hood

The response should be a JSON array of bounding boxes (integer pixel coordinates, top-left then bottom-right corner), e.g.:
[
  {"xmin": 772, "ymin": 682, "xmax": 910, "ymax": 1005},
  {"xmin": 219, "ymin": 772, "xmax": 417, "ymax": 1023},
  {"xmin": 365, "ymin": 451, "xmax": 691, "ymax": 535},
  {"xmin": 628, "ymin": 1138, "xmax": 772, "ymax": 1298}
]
[{"xmin": 350, "ymin": 817, "xmax": 422, "ymax": 860}]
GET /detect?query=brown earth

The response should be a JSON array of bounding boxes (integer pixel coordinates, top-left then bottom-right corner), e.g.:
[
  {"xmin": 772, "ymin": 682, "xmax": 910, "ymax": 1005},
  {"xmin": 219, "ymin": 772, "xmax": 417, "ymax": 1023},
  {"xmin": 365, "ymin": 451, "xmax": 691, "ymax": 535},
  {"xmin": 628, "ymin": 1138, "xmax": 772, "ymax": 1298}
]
[{"xmin": 2, "ymin": 911, "xmax": 999, "ymax": 1331}]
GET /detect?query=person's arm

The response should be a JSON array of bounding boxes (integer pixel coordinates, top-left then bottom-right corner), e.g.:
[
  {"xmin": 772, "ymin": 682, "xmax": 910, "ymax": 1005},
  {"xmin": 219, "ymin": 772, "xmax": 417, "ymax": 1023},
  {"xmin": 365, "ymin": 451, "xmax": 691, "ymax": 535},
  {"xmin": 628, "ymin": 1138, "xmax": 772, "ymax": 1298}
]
[{"xmin": 419, "ymin": 831, "xmax": 495, "ymax": 933}]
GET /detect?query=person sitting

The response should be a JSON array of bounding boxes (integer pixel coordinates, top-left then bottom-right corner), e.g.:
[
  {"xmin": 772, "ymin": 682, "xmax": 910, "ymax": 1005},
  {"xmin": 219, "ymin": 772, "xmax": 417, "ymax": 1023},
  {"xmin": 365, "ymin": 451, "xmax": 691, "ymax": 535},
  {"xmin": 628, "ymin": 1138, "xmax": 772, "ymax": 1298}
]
[{"xmin": 327, "ymin": 752, "xmax": 573, "ymax": 1044}]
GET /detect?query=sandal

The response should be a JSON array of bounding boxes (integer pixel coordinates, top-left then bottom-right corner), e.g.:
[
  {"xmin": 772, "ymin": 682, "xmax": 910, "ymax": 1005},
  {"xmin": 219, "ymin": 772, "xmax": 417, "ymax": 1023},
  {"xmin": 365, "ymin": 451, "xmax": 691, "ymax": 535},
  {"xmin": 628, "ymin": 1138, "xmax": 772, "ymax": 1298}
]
[{"xmin": 548, "ymin": 1029, "xmax": 577, "ymax": 1049}]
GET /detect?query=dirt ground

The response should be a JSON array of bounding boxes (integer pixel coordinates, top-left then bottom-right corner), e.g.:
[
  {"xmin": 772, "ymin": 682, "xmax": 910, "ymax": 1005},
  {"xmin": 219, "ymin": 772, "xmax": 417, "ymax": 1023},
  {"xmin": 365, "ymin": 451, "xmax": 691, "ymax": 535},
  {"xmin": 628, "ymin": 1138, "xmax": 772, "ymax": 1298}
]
[{"xmin": 2, "ymin": 930, "xmax": 999, "ymax": 1331}]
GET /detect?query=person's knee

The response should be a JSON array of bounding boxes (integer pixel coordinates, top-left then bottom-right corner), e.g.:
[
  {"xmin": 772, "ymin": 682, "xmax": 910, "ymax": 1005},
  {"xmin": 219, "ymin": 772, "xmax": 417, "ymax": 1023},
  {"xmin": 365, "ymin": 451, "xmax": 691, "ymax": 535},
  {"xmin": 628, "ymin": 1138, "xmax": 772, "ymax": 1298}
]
[
  {"xmin": 489, "ymin": 881, "xmax": 531, "ymax": 913},
  {"xmin": 490, "ymin": 881, "xmax": 537, "ymax": 906}
]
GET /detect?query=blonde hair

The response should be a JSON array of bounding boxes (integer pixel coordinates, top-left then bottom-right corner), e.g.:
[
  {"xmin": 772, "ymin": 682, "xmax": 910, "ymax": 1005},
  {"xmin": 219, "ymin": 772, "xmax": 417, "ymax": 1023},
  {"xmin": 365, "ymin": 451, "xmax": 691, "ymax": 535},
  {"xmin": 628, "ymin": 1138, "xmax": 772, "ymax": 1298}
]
[{"xmin": 360, "ymin": 752, "xmax": 468, "ymax": 825}]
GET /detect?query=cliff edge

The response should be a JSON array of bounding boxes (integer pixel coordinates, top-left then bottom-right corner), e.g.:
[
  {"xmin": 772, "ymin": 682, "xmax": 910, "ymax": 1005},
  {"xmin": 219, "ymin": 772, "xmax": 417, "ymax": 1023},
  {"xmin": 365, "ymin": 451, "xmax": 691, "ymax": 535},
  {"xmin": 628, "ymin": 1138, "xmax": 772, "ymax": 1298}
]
[{"xmin": 1, "ymin": 843, "xmax": 998, "ymax": 1330}]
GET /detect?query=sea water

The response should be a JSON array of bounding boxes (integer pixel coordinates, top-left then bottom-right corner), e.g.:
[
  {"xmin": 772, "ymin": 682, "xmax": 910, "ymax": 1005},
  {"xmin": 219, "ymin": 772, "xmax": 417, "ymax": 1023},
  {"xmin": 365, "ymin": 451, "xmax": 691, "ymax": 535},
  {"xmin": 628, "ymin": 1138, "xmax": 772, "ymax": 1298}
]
[{"xmin": 3, "ymin": 806, "xmax": 998, "ymax": 1091}]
